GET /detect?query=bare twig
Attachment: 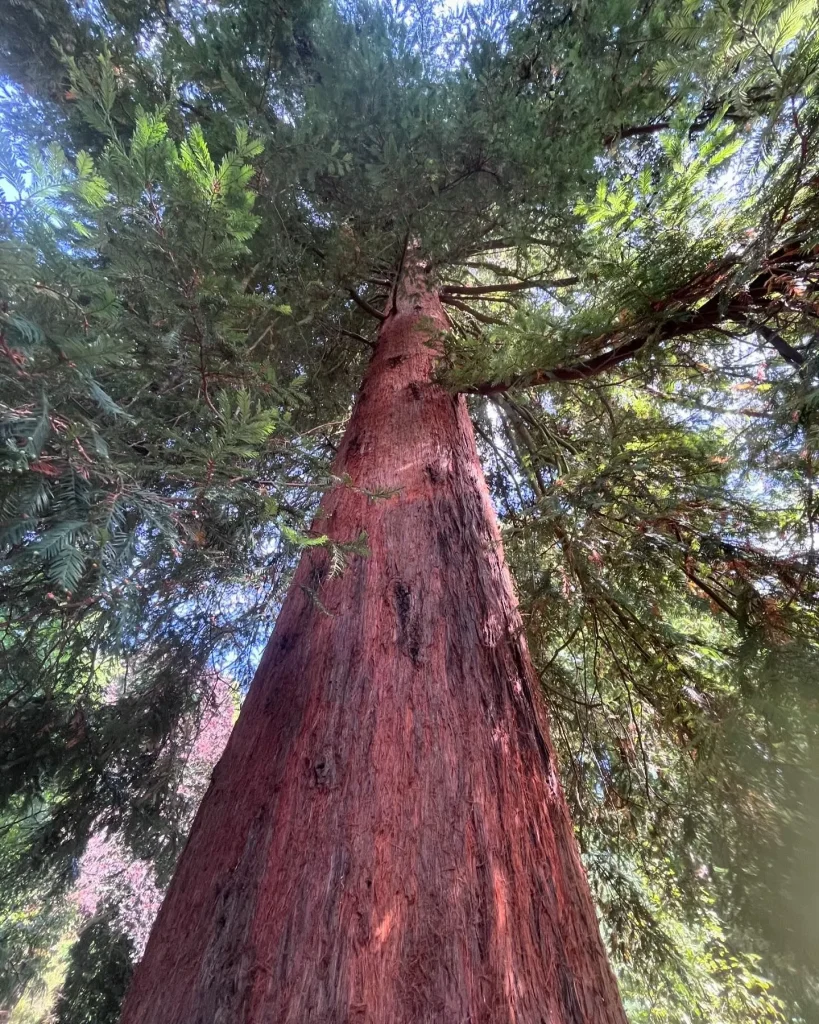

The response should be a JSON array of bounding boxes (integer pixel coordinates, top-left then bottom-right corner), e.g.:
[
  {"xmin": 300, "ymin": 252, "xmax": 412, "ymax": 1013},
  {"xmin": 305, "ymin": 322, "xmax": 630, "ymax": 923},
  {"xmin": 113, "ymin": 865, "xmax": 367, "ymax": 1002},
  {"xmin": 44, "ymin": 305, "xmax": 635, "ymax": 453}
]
[{"xmin": 441, "ymin": 277, "xmax": 578, "ymax": 297}]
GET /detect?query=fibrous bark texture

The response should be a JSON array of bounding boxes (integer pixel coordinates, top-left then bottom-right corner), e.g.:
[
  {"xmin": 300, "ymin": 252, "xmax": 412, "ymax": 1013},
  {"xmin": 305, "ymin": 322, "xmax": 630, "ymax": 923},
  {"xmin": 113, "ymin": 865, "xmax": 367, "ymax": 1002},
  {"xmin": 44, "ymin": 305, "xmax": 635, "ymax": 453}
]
[{"xmin": 120, "ymin": 273, "xmax": 626, "ymax": 1024}]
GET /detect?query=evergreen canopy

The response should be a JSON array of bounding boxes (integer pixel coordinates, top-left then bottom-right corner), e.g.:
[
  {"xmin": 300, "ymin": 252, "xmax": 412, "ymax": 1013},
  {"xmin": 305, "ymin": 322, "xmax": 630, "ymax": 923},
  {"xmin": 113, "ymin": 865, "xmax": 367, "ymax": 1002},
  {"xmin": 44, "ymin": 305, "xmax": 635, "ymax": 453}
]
[{"xmin": 1, "ymin": 0, "xmax": 818, "ymax": 1020}]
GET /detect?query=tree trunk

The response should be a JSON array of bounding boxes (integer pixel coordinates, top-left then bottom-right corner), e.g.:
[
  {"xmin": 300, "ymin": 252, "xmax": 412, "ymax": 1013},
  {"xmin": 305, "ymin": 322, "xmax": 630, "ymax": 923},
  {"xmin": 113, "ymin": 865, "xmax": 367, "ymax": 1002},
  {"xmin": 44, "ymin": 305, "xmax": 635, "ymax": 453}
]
[{"xmin": 120, "ymin": 270, "xmax": 627, "ymax": 1024}]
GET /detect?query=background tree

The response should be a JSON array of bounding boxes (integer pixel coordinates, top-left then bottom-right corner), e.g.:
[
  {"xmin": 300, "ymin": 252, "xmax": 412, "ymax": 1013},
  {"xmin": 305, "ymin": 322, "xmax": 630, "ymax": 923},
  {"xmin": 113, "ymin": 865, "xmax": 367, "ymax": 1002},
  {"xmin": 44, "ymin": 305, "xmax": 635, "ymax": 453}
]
[{"xmin": 0, "ymin": 0, "xmax": 818, "ymax": 1020}]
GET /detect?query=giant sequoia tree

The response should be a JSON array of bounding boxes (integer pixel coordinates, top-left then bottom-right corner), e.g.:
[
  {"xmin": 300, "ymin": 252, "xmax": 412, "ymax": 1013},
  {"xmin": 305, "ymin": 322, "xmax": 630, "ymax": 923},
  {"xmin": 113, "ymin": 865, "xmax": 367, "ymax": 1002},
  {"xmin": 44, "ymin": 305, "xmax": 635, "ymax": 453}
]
[{"xmin": 2, "ymin": 0, "xmax": 819, "ymax": 1021}]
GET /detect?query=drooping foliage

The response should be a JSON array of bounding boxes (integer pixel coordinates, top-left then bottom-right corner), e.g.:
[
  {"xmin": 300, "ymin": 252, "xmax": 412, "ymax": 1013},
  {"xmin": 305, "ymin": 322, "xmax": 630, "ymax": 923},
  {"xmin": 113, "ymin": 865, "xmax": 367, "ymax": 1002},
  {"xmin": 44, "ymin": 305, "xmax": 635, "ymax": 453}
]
[
  {"xmin": 52, "ymin": 912, "xmax": 134, "ymax": 1024},
  {"xmin": 1, "ymin": 0, "xmax": 818, "ymax": 1020}
]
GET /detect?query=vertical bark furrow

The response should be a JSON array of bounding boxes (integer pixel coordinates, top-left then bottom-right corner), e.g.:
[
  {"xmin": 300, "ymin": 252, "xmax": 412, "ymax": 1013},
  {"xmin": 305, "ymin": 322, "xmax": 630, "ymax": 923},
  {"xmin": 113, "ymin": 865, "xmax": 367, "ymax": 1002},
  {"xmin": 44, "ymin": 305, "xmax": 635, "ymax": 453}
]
[{"xmin": 120, "ymin": 274, "xmax": 626, "ymax": 1024}]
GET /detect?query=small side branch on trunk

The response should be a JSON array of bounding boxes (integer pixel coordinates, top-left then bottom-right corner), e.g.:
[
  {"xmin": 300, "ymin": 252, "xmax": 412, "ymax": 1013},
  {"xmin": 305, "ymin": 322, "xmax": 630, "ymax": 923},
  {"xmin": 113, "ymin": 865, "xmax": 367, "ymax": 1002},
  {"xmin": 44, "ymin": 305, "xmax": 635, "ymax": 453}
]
[
  {"xmin": 340, "ymin": 328, "xmax": 377, "ymax": 350},
  {"xmin": 440, "ymin": 294, "xmax": 507, "ymax": 326},
  {"xmin": 348, "ymin": 289, "xmax": 386, "ymax": 321}
]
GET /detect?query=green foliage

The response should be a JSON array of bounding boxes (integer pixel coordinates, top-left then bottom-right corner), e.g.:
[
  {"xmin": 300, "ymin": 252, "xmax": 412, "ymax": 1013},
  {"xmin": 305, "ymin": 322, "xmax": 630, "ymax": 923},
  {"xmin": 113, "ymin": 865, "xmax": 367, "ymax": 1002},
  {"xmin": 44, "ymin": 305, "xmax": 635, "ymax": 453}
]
[
  {"xmin": 0, "ymin": 857, "xmax": 74, "ymax": 1014},
  {"xmin": 53, "ymin": 912, "xmax": 133, "ymax": 1024},
  {"xmin": 7, "ymin": 928, "xmax": 74, "ymax": 1024},
  {"xmin": 0, "ymin": 0, "xmax": 818, "ymax": 1021}
]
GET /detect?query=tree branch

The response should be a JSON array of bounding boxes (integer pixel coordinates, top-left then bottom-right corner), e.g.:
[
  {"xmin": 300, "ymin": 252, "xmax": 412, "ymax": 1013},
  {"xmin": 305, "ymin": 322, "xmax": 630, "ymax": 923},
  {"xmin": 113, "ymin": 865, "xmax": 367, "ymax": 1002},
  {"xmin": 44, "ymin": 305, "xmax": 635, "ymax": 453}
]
[
  {"xmin": 440, "ymin": 294, "xmax": 508, "ymax": 326},
  {"xmin": 467, "ymin": 237, "xmax": 818, "ymax": 395},
  {"xmin": 471, "ymin": 333, "xmax": 655, "ymax": 395},
  {"xmin": 754, "ymin": 322, "xmax": 805, "ymax": 367},
  {"xmin": 463, "ymin": 261, "xmax": 527, "ymax": 279},
  {"xmin": 604, "ymin": 100, "xmax": 767, "ymax": 147},
  {"xmin": 466, "ymin": 236, "xmax": 552, "ymax": 254},
  {"xmin": 646, "ymin": 387, "xmax": 775, "ymax": 419},
  {"xmin": 683, "ymin": 567, "xmax": 739, "ymax": 620},
  {"xmin": 604, "ymin": 121, "xmax": 671, "ymax": 145},
  {"xmin": 340, "ymin": 328, "xmax": 376, "ymax": 350},
  {"xmin": 348, "ymin": 289, "xmax": 386, "ymax": 321},
  {"xmin": 441, "ymin": 277, "xmax": 578, "ymax": 297}
]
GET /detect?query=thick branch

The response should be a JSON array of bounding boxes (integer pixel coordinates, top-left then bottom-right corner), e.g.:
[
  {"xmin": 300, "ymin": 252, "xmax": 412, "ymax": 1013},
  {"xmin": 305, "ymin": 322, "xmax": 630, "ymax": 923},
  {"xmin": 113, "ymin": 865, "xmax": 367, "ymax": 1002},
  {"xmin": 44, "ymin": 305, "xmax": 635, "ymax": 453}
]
[
  {"xmin": 468, "ymin": 238, "xmax": 818, "ymax": 395},
  {"xmin": 471, "ymin": 335, "xmax": 652, "ymax": 395},
  {"xmin": 463, "ymin": 261, "xmax": 527, "ymax": 279},
  {"xmin": 604, "ymin": 121, "xmax": 671, "ymax": 145}
]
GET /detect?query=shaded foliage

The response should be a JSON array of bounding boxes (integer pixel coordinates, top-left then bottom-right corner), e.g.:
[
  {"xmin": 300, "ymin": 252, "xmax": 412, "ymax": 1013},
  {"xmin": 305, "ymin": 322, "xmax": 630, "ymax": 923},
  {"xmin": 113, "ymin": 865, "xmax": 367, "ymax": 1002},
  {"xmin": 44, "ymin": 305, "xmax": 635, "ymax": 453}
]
[{"xmin": 53, "ymin": 911, "xmax": 133, "ymax": 1024}]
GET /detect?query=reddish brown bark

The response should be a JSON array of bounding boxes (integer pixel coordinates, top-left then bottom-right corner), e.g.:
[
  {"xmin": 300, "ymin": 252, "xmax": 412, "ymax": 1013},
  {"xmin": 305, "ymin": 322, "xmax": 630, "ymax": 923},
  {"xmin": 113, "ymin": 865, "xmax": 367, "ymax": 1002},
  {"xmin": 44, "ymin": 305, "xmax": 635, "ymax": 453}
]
[{"xmin": 120, "ymin": 272, "xmax": 627, "ymax": 1024}]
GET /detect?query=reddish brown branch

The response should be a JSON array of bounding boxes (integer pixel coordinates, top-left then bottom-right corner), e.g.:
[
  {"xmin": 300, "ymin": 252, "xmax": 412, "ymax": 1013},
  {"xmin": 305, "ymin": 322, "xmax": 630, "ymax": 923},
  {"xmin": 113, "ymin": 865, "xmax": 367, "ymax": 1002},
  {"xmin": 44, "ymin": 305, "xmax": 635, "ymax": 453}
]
[
  {"xmin": 468, "ymin": 238, "xmax": 818, "ymax": 395},
  {"xmin": 604, "ymin": 121, "xmax": 671, "ymax": 145},
  {"xmin": 470, "ymin": 299, "xmax": 731, "ymax": 395}
]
